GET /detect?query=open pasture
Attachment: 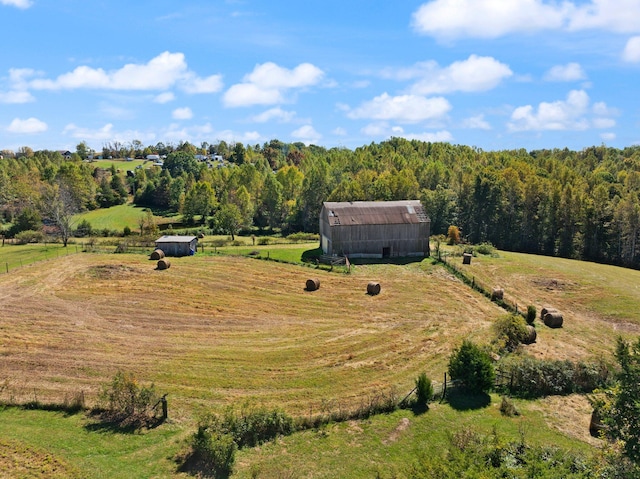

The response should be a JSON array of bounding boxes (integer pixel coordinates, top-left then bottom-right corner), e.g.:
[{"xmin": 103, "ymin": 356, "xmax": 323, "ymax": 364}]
[
  {"xmin": 454, "ymin": 251, "xmax": 640, "ymax": 361},
  {"xmin": 0, "ymin": 252, "xmax": 503, "ymax": 417}
]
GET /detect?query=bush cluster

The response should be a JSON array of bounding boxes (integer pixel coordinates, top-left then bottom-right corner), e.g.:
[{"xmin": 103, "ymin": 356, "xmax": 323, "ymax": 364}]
[
  {"xmin": 497, "ymin": 356, "xmax": 610, "ymax": 398},
  {"xmin": 97, "ymin": 371, "xmax": 158, "ymax": 427},
  {"xmin": 492, "ymin": 314, "xmax": 529, "ymax": 353},
  {"xmin": 448, "ymin": 340, "xmax": 495, "ymax": 393}
]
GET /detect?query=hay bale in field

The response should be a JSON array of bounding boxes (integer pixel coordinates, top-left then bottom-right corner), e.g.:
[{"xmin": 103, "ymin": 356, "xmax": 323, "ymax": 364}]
[
  {"xmin": 462, "ymin": 253, "xmax": 472, "ymax": 265},
  {"xmin": 540, "ymin": 306, "xmax": 557, "ymax": 318},
  {"xmin": 150, "ymin": 248, "xmax": 165, "ymax": 260},
  {"xmin": 367, "ymin": 282, "xmax": 381, "ymax": 295},
  {"xmin": 491, "ymin": 287, "xmax": 504, "ymax": 301},
  {"xmin": 305, "ymin": 278, "xmax": 320, "ymax": 291},
  {"xmin": 543, "ymin": 311, "xmax": 563, "ymax": 328},
  {"xmin": 523, "ymin": 325, "xmax": 537, "ymax": 344},
  {"xmin": 157, "ymin": 258, "xmax": 171, "ymax": 270}
]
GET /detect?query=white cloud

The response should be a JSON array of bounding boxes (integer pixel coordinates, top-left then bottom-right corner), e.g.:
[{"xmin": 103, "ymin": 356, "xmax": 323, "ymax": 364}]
[
  {"xmin": 250, "ymin": 107, "xmax": 296, "ymax": 123},
  {"xmin": 154, "ymin": 92, "xmax": 175, "ymax": 103},
  {"xmin": 1, "ymin": 0, "xmax": 32, "ymax": 8},
  {"xmin": 411, "ymin": 0, "xmax": 640, "ymax": 40},
  {"xmin": 401, "ymin": 56, "xmax": 512, "ymax": 95},
  {"xmin": 172, "ymin": 107, "xmax": 193, "ymax": 120},
  {"xmin": 403, "ymin": 130, "xmax": 454, "ymax": 142},
  {"xmin": 180, "ymin": 73, "xmax": 223, "ymax": 94},
  {"xmin": 0, "ymin": 90, "xmax": 34, "ymax": 103},
  {"xmin": 568, "ymin": 0, "xmax": 640, "ymax": 34},
  {"xmin": 347, "ymin": 93, "xmax": 451, "ymax": 123},
  {"xmin": 544, "ymin": 62, "xmax": 586, "ymax": 82},
  {"xmin": 291, "ymin": 125, "xmax": 322, "ymax": 145},
  {"xmin": 63, "ymin": 123, "xmax": 155, "ymax": 143},
  {"xmin": 332, "ymin": 127, "xmax": 347, "ymax": 136},
  {"xmin": 412, "ymin": 0, "xmax": 568, "ymax": 40},
  {"xmin": 623, "ymin": 36, "xmax": 640, "ymax": 62},
  {"xmin": 461, "ymin": 115, "xmax": 491, "ymax": 130},
  {"xmin": 601, "ymin": 132, "xmax": 616, "ymax": 141},
  {"xmin": 223, "ymin": 62, "xmax": 324, "ymax": 107},
  {"xmin": 7, "ymin": 117, "xmax": 47, "ymax": 134},
  {"xmin": 507, "ymin": 89, "xmax": 616, "ymax": 131},
  {"xmin": 27, "ymin": 52, "xmax": 221, "ymax": 94}
]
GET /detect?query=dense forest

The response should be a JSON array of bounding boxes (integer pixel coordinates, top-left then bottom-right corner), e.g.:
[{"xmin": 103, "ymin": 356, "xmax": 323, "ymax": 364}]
[{"xmin": 1, "ymin": 138, "xmax": 640, "ymax": 268}]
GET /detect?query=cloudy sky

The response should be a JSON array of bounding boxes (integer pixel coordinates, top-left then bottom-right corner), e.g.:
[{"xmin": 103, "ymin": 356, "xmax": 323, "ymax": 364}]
[{"xmin": 1, "ymin": 0, "xmax": 639, "ymax": 152}]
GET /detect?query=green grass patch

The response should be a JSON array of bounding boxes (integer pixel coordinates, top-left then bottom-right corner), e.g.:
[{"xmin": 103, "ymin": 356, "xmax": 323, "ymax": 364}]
[
  {"xmin": 74, "ymin": 203, "xmax": 175, "ymax": 233},
  {"xmin": 87, "ymin": 159, "xmax": 148, "ymax": 170},
  {"xmin": 0, "ymin": 407, "xmax": 182, "ymax": 479},
  {"xmin": 0, "ymin": 243, "xmax": 79, "ymax": 273}
]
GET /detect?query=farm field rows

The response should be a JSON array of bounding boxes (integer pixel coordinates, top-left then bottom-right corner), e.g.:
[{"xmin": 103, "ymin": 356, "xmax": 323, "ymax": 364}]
[{"xmin": 0, "ymin": 247, "xmax": 636, "ymax": 477}]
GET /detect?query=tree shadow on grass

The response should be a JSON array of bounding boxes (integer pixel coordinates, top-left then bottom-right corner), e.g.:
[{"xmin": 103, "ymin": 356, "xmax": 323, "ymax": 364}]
[
  {"xmin": 83, "ymin": 410, "xmax": 166, "ymax": 434},
  {"xmin": 446, "ymin": 388, "xmax": 492, "ymax": 411}
]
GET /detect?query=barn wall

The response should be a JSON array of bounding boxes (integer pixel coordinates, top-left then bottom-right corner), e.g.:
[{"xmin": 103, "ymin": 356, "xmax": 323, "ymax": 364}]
[
  {"xmin": 330, "ymin": 223, "xmax": 430, "ymax": 258},
  {"xmin": 156, "ymin": 239, "xmax": 197, "ymax": 257}
]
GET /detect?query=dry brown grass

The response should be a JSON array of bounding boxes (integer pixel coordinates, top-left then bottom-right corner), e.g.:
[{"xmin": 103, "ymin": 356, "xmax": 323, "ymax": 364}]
[{"xmin": 0, "ymin": 254, "xmax": 502, "ymax": 419}]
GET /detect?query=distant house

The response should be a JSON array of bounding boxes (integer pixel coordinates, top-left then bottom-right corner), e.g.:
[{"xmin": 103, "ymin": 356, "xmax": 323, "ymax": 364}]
[
  {"xmin": 154, "ymin": 235, "xmax": 198, "ymax": 257},
  {"xmin": 319, "ymin": 200, "xmax": 430, "ymax": 259},
  {"xmin": 57, "ymin": 150, "xmax": 72, "ymax": 159}
]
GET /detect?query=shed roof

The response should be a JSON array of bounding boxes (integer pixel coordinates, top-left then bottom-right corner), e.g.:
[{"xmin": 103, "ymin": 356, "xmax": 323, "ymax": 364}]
[
  {"xmin": 323, "ymin": 200, "xmax": 429, "ymax": 226},
  {"xmin": 155, "ymin": 235, "xmax": 197, "ymax": 243}
]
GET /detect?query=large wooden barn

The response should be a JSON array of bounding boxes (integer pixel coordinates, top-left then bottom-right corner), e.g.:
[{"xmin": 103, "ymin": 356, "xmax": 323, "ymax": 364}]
[{"xmin": 319, "ymin": 200, "xmax": 430, "ymax": 259}]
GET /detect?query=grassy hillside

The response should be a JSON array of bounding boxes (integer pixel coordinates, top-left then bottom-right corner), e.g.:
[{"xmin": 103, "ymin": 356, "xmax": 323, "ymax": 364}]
[
  {"xmin": 0, "ymin": 248, "xmax": 633, "ymax": 477},
  {"xmin": 73, "ymin": 203, "xmax": 179, "ymax": 233}
]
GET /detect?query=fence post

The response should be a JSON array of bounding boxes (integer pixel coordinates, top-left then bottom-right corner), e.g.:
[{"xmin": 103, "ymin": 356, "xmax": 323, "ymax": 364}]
[
  {"xmin": 5, "ymin": 262, "xmax": 8, "ymax": 274},
  {"xmin": 441, "ymin": 372, "xmax": 447, "ymax": 402}
]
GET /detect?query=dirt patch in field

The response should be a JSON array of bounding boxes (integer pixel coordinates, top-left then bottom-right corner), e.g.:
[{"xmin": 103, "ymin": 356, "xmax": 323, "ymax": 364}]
[
  {"xmin": 383, "ymin": 417, "xmax": 410, "ymax": 444},
  {"xmin": 85, "ymin": 264, "xmax": 143, "ymax": 280},
  {"xmin": 531, "ymin": 277, "xmax": 577, "ymax": 291}
]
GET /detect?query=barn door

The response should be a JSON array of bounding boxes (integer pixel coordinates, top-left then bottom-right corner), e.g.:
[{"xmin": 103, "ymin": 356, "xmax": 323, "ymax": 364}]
[{"xmin": 382, "ymin": 247, "xmax": 390, "ymax": 258}]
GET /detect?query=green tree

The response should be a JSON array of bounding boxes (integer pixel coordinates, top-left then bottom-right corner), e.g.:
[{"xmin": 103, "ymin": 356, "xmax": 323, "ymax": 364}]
[
  {"xmin": 183, "ymin": 181, "xmax": 216, "ymax": 224},
  {"xmin": 164, "ymin": 151, "xmax": 199, "ymax": 178},
  {"xmin": 605, "ymin": 337, "xmax": 640, "ymax": 465},
  {"xmin": 215, "ymin": 203, "xmax": 243, "ymax": 240},
  {"xmin": 259, "ymin": 173, "xmax": 284, "ymax": 230},
  {"xmin": 448, "ymin": 340, "xmax": 494, "ymax": 393}
]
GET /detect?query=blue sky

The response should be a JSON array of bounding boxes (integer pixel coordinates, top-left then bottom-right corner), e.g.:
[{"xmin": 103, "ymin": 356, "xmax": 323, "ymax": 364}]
[{"xmin": 1, "ymin": 0, "xmax": 640, "ymax": 153}]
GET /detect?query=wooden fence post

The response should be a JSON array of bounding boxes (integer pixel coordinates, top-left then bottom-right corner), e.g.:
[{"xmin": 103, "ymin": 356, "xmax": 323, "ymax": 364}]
[{"xmin": 441, "ymin": 372, "xmax": 447, "ymax": 402}]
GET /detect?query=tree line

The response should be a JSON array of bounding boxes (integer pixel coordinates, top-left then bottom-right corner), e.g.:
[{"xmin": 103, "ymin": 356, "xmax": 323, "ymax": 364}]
[{"xmin": 1, "ymin": 138, "xmax": 640, "ymax": 268}]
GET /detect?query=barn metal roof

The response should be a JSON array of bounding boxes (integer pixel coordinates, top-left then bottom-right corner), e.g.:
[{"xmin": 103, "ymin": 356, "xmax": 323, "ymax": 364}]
[
  {"xmin": 323, "ymin": 200, "xmax": 429, "ymax": 226},
  {"xmin": 155, "ymin": 235, "xmax": 197, "ymax": 243}
]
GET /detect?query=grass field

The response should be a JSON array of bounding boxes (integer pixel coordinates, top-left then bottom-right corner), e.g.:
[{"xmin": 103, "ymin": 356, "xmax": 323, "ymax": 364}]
[
  {"xmin": 0, "ymin": 247, "xmax": 635, "ymax": 477},
  {"xmin": 0, "ymin": 243, "xmax": 80, "ymax": 273},
  {"xmin": 87, "ymin": 158, "xmax": 148, "ymax": 170},
  {"xmin": 74, "ymin": 203, "xmax": 179, "ymax": 233}
]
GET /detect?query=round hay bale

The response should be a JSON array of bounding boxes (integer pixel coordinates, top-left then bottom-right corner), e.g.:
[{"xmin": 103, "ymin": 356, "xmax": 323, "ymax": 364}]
[
  {"xmin": 540, "ymin": 306, "xmax": 557, "ymax": 318},
  {"xmin": 543, "ymin": 311, "xmax": 563, "ymax": 328},
  {"xmin": 157, "ymin": 258, "xmax": 171, "ymax": 270},
  {"xmin": 491, "ymin": 287, "xmax": 504, "ymax": 301},
  {"xmin": 150, "ymin": 248, "xmax": 165, "ymax": 260},
  {"xmin": 462, "ymin": 253, "xmax": 472, "ymax": 265},
  {"xmin": 306, "ymin": 278, "xmax": 320, "ymax": 291},
  {"xmin": 523, "ymin": 325, "xmax": 537, "ymax": 344},
  {"xmin": 367, "ymin": 282, "xmax": 381, "ymax": 295},
  {"xmin": 197, "ymin": 232, "xmax": 205, "ymax": 239}
]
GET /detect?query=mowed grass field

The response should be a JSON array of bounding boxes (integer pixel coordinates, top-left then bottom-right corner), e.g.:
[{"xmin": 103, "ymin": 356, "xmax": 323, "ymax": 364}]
[
  {"xmin": 73, "ymin": 203, "xmax": 179, "ymax": 232},
  {"xmin": 0, "ymin": 247, "xmax": 637, "ymax": 477}
]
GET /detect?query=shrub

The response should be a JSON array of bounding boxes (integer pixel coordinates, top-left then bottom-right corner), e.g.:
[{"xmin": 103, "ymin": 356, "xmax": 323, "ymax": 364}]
[
  {"xmin": 448, "ymin": 340, "xmax": 495, "ymax": 393},
  {"xmin": 14, "ymin": 229, "xmax": 44, "ymax": 244},
  {"xmin": 257, "ymin": 237, "xmax": 271, "ymax": 245},
  {"xmin": 188, "ymin": 419, "xmax": 236, "ymax": 477},
  {"xmin": 526, "ymin": 305, "xmax": 537, "ymax": 325},
  {"xmin": 475, "ymin": 242, "xmax": 495, "ymax": 255},
  {"xmin": 220, "ymin": 405, "xmax": 295, "ymax": 448},
  {"xmin": 493, "ymin": 314, "xmax": 529, "ymax": 353},
  {"xmin": 415, "ymin": 372, "xmax": 434, "ymax": 407},
  {"xmin": 286, "ymin": 232, "xmax": 320, "ymax": 242},
  {"xmin": 98, "ymin": 371, "xmax": 158, "ymax": 427},
  {"xmin": 497, "ymin": 356, "xmax": 610, "ymax": 398},
  {"xmin": 75, "ymin": 219, "xmax": 93, "ymax": 238},
  {"xmin": 447, "ymin": 225, "xmax": 461, "ymax": 245},
  {"xmin": 123, "ymin": 225, "xmax": 132, "ymax": 236},
  {"xmin": 499, "ymin": 396, "xmax": 519, "ymax": 417}
]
